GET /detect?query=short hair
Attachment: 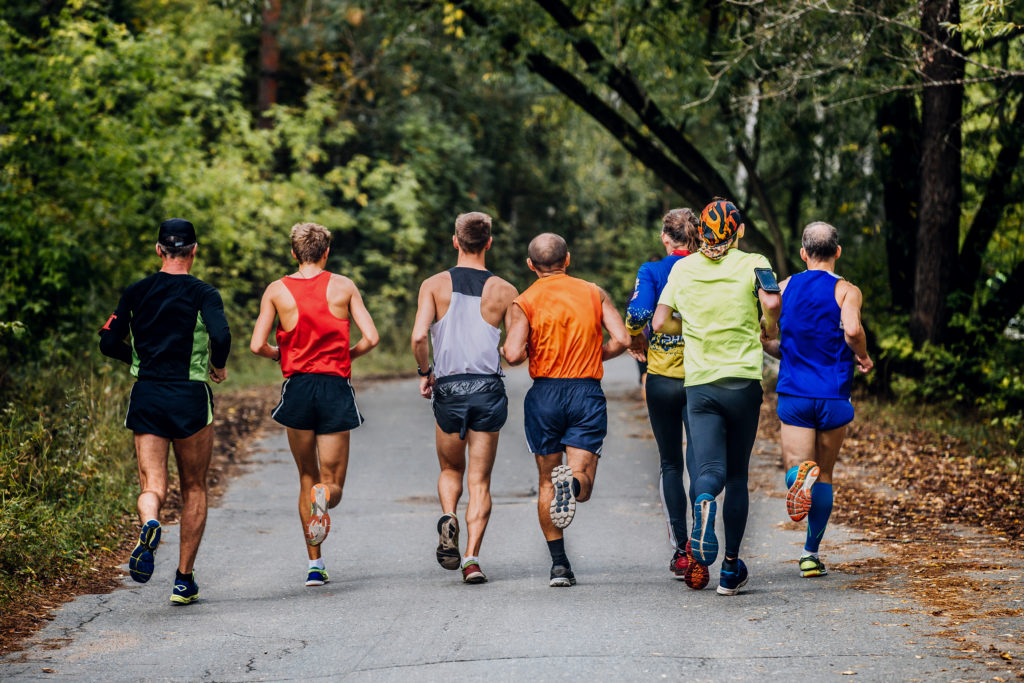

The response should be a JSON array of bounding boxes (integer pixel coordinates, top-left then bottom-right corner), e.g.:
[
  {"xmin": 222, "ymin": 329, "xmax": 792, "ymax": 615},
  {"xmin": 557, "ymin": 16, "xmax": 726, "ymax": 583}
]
[
  {"xmin": 157, "ymin": 243, "xmax": 196, "ymax": 259},
  {"xmin": 290, "ymin": 222, "xmax": 332, "ymax": 264},
  {"xmin": 662, "ymin": 208, "xmax": 700, "ymax": 252},
  {"xmin": 528, "ymin": 233, "xmax": 568, "ymax": 270},
  {"xmin": 802, "ymin": 221, "xmax": 840, "ymax": 260},
  {"xmin": 455, "ymin": 212, "xmax": 492, "ymax": 253}
]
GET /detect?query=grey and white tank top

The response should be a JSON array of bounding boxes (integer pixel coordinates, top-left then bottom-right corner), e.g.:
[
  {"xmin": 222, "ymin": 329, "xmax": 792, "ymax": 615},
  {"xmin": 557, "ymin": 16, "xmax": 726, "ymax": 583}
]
[{"xmin": 431, "ymin": 267, "xmax": 502, "ymax": 378}]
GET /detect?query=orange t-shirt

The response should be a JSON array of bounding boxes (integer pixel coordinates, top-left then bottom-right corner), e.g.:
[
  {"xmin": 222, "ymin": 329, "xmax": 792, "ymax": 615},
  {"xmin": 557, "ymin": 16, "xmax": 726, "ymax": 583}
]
[{"xmin": 514, "ymin": 273, "xmax": 604, "ymax": 380}]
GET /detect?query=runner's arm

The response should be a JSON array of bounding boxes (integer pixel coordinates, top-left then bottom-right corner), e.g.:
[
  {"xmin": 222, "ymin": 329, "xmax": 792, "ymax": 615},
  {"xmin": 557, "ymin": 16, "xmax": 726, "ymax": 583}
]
[
  {"xmin": 200, "ymin": 287, "xmax": 231, "ymax": 383},
  {"xmin": 348, "ymin": 284, "xmax": 379, "ymax": 360},
  {"xmin": 98, "ymin": 294, "xmax": 133, "ymax": 365},
  {"xmin": 249, "ymin": 284, "xmax": 280, "ymax": 361},
  {"xmin": 501, "ymin": 303, "xmax": 529, "ymax": 365},
  {"xmin": 624, "ymin": 265, "xmax": 657, "ymax": 333},
  {"xmin": 839, "ymin": 283, "xmax": 873, "ymax": 373},
  {"xmin": 599, "ymin": 288, "xmax": 630, "ymax": 361},
  {"xmin": 411, "ymin": 279, "xmax": 437, "ymax": 398},
  {"xmin": 760, "ymin": 276, "xmax": 787, "ymax": 358},
  {"xmin": 652, "ymin": 304, "xmax": 675, "ymax": 333},
  {"xmin": 757, "ymin": 287, "xmax": 781, "ymax": 341}
]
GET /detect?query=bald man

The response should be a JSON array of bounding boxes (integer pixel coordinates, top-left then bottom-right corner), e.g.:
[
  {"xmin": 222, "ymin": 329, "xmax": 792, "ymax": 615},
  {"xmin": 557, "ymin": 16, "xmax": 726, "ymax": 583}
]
[
  {"xmin": 503, "ymin": 233, "xmax": 630, "ymax": 587},
  {"xmin": 761, "ymin": 221, "xmax": 873, "ymax": 579}
]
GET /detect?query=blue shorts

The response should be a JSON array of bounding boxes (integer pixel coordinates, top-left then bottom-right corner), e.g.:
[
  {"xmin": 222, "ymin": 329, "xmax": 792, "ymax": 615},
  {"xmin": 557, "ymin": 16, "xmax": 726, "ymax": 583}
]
[
  {"xmin": 777, "ymin": 393, "xmax": 854, "ymax": 431},
  {"xmin": 524, "ymin": 378, "xmax": 606, "ymax": 456}
]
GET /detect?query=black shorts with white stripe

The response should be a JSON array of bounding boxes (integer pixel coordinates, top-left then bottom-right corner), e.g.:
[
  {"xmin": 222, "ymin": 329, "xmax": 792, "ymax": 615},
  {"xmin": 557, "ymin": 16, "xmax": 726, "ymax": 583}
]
[{"xmin": 271, "ymin": 373, "xmax": 364, "ymax": 434}]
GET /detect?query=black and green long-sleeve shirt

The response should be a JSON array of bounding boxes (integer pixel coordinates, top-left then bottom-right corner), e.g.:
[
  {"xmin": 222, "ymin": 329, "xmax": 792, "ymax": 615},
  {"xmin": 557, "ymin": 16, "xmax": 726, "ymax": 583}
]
[{"xmin": 99, "ymin": 272, "xmax": 231, "ymax": 381}]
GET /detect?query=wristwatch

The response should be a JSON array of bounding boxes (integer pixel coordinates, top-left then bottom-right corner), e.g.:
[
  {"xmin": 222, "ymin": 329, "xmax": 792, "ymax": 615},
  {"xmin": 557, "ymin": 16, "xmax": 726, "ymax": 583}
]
[{"xmin": 417, "ymin": 365, "xmax": 433, "ymax": 376}]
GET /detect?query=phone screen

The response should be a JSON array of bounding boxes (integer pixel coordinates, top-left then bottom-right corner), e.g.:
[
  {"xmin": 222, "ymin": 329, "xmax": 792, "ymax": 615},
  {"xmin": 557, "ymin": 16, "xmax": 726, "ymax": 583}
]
[{"xmin": 754, "ymin": 268, "xmax": 781, "ymax": 293}]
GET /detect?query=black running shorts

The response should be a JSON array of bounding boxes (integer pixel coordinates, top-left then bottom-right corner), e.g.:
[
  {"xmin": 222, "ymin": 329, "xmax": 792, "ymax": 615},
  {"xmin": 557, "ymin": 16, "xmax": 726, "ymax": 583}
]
[
  {"xmin": 272, "ymin": 373, "xmax": 364, "ymax": 434},
  {"xmin": 432, "ymin": 374, "xmax": 508, "ymax": 439},
  {"xmin": 125, "ymin": 380, "xmax": 213, "ymax": 439}
]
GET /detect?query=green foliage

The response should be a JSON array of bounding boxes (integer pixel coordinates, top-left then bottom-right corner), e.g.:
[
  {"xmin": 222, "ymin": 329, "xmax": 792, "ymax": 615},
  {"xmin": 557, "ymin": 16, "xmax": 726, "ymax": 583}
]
[{"xmin": 0, "ymin": 363, "xmax": 136, "ymax": 605}]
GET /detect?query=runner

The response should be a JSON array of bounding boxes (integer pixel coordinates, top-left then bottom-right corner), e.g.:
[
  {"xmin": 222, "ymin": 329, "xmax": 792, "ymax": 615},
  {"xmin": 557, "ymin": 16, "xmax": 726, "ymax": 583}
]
[
  {"xmin": 249, "ymin": 222, "xmax": 379, "ymax": 587},
  {"xmin": 410, "ymin": 212, "xmax": 519, "ymax": 584},
  {"xmin": 99, "ymin": 218, "xmax": 230, "ymax": 605},
  {"xmin": 760, "ymin": 221, "xmax": 873, "ymax": 578},
  {"xmin": 625, "ymin": 208, "xmax": 708, "ymax": 589},
  {"xmin": 503, "ymin": 233, "xmax": 630, "ymax": 587},
  {"xmin": 654, "ymin": 199, "xmax": 781, "ymax": 596}
]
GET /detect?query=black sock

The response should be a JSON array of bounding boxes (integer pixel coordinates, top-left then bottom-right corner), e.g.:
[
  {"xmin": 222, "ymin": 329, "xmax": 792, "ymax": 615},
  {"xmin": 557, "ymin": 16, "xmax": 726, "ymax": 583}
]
[
  {"xmin": 572, "ymin": 478, "xmax": 581, "ymax": 497},
  {"xmin": 175, "ymin": 569, "xmax": 193, "ymax": 582},
  {"xmin": 721, "ymin": 557, "xmax": 738, "ymax": 573},
  {"xmin": 547, "ymin": 539, "xmax": 569, "ymax": 567}
]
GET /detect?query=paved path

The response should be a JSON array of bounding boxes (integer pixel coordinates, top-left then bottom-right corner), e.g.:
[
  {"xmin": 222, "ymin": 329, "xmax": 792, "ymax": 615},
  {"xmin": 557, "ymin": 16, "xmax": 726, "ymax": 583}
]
[{"xmin": 1, "ymin": 357, "xmax": 990, "ymax": 681}]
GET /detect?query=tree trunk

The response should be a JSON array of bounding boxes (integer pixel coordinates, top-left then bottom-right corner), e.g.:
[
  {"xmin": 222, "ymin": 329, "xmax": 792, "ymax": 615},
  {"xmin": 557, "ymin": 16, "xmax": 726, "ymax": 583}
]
[
  {"xmin": 877, "ymin": 94, "xmax": 920, "ymax": 314},
  {"xmin": 258, "ymin": 0, "xmax": 282, "ymax": 127},
  {"xmin": 910, "ymin": 0, "xmax": 964, "ymax": 345}
]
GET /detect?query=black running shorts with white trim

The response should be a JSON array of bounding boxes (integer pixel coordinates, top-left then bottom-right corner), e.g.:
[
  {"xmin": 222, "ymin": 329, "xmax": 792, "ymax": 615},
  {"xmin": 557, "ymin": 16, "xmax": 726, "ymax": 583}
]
[
  {"xmin": 125, "ymin": 380, "xmax": 213, "ymax": 439},
  {"xmin": 431, "ymin": 373, "xmax": 507, "ymax": 439},
  {"xmin": 272, "ymin": 373, "xmax": 364, "ymax": 434}
]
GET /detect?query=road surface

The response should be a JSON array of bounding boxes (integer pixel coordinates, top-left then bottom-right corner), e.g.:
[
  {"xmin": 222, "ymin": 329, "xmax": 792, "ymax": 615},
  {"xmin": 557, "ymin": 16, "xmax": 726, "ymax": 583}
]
[{"xmin": 0, "ymin": 357, "xmax": 990, "ymax": 681}]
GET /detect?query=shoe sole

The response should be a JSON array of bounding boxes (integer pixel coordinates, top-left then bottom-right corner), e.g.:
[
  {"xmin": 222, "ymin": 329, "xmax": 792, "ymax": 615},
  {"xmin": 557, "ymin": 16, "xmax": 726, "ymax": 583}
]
[
  {"xmin": 716, "ymin": 575, "xmax": 748, "ymax": 595},
  {"xmin": 800, "ymin": 558, "xmax": 828, "ymax": 578},
  {"xmin": 690, "ymin": 496, "xmax": 718, "ymax": 566},
  {"xmin": 462, "ymin": 570, "xmax": 487, "ymax": 584},
  {"xmin": 170, "ymin": 593, "xmax": 199, "ymax": 605},
  {"xmin": 305, "ymin": 575, "xmax": 330, "ymax": 587},
  {"xmin": 306, "ymin": 484, "xmax": 331, "ymax": 546},
  {"xmin": 684, "ymin": 562, "xmax": 709, "ymax": 590},
  {"xmin": 436, "ymin": 515, "xmax": 461, "ymax": 570},
  {"xmin": 550, "ymin": 465, "xmax": 576, "ymax": 529},
  {"xmin": 549, "ymin": 576, "xmax": 576, "ymax": 587},
  {"xmin": 128, "ymin": 521, "xmax": 161, "ymax": 583},
  {"xmin": 786, "ymin": 462, "xmax": 819, "ymax": 522}
]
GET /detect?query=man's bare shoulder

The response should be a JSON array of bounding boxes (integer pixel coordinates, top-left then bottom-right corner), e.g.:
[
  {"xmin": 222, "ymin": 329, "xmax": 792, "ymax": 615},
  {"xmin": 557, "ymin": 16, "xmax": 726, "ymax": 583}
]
[
  {"xmin": 835, "ymin": 278, "xmax": 862, "ymax": 303},
  {"xmin": 483, "ymin": 275, "xmax": 518, "ymax": 299}
]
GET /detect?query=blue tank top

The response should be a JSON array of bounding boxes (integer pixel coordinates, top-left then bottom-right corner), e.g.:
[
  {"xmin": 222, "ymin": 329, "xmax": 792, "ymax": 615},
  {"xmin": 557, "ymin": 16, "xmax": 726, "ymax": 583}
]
[{"xmin": 775, "ymin": 270, "xmax": 854, "ymax": 399}]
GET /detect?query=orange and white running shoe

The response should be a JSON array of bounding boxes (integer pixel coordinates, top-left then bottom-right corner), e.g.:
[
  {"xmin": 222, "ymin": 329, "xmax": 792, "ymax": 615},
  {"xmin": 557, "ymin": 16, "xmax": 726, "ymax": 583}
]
[
  {"xmin": 786, "ymin": 461, "xmax": 819, "ymax": 522},
  {"xmin": 306, "ymin": 483, "xmax": 331, "ymax": 546}
]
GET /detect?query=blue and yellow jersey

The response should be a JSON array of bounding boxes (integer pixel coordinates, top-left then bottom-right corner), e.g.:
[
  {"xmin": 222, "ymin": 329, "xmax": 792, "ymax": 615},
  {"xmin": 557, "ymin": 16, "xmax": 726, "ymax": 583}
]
[{"xmin": 625, "ymin": 252, "xmax": 688, "ymax": 378}]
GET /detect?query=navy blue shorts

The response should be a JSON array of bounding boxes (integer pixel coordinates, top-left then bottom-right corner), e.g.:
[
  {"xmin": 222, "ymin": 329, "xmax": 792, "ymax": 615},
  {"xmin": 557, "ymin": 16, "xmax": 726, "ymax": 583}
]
[
  {"xmin": 432, "ymin": 374, "xmax": 508, "ymax": 439},
  {"xmin": 777, "ymin": 393, "xmax": 854, "ymax": 431},
  {"xmin": 524, "ymin": 378, "xmax": 606, "ymax": 456},
  {"xmin": 272, "ymin": 373, "xmax": 364, "ymax": 434},
  {"xmin": 126, "ymin": 380, "xmax": 213, "ymax": 439}
]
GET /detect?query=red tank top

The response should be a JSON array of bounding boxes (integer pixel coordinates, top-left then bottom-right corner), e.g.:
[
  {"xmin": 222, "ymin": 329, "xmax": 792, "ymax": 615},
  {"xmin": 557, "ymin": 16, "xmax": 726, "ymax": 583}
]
[{"xmin": 276, "ymin": 272, "xmax": 352, "ymax": 378}]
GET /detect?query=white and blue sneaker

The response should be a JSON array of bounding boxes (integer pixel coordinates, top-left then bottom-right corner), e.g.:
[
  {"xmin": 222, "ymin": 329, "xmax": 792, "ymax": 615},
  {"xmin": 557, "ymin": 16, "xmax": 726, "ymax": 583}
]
[{"xmin": 717, "ymin": 558, "xmax": 749, "ymax": 596}]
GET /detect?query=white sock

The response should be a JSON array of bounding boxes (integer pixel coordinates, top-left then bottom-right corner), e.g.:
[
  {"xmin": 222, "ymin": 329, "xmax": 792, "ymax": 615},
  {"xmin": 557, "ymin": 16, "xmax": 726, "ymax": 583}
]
[
  {"xmin": 309, "ymin": 558, "xmax": 325, "ymax": 570},
  {"xmin": 801, "ymin": 551, "xmax": 818, "ymax": 559},
  {"xmin": 462, "ymin": 555, "xmax": 478, "ymax": 568}
]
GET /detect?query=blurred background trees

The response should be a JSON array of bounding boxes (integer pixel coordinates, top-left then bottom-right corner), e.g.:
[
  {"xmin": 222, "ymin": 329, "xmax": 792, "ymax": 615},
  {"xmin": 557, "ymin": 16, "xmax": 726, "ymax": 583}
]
[{"xmin": 1, "ymin": 0, "xmax": 1021, "ymax": 421}]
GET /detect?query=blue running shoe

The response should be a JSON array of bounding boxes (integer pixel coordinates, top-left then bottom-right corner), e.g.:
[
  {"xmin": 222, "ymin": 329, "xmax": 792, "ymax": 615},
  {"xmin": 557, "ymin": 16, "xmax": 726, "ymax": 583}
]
[
  {"xmin": 128, "ymin": 519, "xmax": 161, "ymax": 584},
  {"xmin": 170, "ymin": 572, "xmax": 199, "ymax": 605},
  {"xmin": 305, "ymin": 567, "xmax": 330, "ymax": 587},
  {"xmin": 717, "ymin": 558, "xmax": 749, "ymax": 596},
  {"xmin": 689, "ymin": 494, "xmax": 718, "ymax": 566}
]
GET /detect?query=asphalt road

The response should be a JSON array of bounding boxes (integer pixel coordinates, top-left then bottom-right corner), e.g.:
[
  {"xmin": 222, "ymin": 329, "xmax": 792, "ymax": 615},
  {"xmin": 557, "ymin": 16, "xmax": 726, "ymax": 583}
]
[{"xmin": 1, "ymin": 357, "xmax": 992, "ymax": 681}]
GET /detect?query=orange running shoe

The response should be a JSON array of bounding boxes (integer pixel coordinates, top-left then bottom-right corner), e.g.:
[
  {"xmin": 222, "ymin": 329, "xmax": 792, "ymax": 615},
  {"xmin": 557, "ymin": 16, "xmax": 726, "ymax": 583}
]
[
  {"xmin": 786, "ymin": 461, "xmax": 819, "ymax": 522},
  {"xmin": 306, "ymin": 483, "xmax": 331, "ymax": 546},
  {"xmin": 683, "ymin": 540, "xmax": 709, "ymax": 590}
]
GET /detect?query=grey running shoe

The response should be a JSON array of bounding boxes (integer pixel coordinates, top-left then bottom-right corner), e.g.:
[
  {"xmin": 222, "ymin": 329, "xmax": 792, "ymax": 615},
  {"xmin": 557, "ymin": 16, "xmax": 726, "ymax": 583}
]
[
  {"xmin": 550, "ymin": 465, "xmax": 576, "ymax": 529},
  {"xmin": 436, "ymin": 514, "xmax": 461, "ymax": 570}
]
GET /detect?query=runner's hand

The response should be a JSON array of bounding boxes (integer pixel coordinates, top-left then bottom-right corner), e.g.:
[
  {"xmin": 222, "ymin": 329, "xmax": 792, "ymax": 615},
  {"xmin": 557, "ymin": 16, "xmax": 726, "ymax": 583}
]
[
  {"xmin": 209, "ymin": 367, "xmax": 228, "ymax": 384},
  {"xmin": 855, "ymin": 354, "xmax": 873, "ymax": 374},
  {"xmin": 419, "ymin": 373, "xmax": 434, "ymax": 399},
  {"xmin": 626, "ymin": 334, "xmax": 647, "ymax": 362}
]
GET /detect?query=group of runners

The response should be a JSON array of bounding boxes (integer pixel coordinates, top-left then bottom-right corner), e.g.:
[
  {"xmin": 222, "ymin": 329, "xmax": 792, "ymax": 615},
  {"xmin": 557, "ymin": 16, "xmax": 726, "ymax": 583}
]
[{"xmin": 99, "ymin": 199, "xmax": 871, "ymax": 604}]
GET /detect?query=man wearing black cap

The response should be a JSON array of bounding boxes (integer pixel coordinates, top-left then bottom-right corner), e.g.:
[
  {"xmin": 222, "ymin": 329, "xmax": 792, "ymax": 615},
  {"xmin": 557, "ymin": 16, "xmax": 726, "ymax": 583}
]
[{"xmin": 99, "ymin": 218, "xmax": 231, "ymax": 605}]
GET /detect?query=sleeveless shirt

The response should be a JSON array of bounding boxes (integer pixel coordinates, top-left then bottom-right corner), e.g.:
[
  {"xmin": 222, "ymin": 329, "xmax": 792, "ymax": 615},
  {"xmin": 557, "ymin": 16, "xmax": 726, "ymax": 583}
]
[
  {"xmin": 775, "ymin": 269, "xmax": 854, "ymax": 399},
  {"xmin": 514, "ymin": 273, "xmax": 604, "ymax": 380},
  {"xmin": 430, "ymin": 267, "xmax": 502, "ymax": 378},
  {"xmin": 276, "ymin": 271, "xmax": 352, "ymax": 378}
]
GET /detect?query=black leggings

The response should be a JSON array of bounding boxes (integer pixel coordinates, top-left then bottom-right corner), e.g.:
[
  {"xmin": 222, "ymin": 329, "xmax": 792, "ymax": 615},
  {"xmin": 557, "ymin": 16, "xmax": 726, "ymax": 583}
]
[
  {"xmin": 686, "ymin": 380, "xmax": 763, "ymax": 559},
  {"xmin": 645, "ymin": 373, "xmax": 695, "ymax": 549}
]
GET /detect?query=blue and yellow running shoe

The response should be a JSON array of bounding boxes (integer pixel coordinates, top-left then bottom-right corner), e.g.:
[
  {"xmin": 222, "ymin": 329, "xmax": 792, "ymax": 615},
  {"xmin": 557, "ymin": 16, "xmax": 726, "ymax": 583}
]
[
  {"xmin": 799, "ymin": 554, "xmax": 828, "ymax": 578},
  {"xmin": 689, "ymin": 493, "xmax": 718, "ymax": 566},
  {"xmin": 717, "ymin": 558, "xmax": 748, "ymax": 596},
  {"xmin": 170, "ymin": 571, "xmax": 199, "ymax": 605},
  {"xmin": 128, "ymin": 519, "xmax": 161, "ymax": 584},
  {"xmin": 305, "ymin": 567, "xmax": 330, "ymax": 587}
]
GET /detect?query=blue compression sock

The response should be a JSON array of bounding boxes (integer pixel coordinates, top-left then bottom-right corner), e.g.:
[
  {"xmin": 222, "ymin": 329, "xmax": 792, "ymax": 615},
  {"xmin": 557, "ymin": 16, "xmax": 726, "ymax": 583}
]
[
  {"xmin": 785, "ymin": 466, "xmax": 798, "ymax": 490},
  {"xmin": 804, "ymin": 482, "xmax": 834, "ymax": 554}
]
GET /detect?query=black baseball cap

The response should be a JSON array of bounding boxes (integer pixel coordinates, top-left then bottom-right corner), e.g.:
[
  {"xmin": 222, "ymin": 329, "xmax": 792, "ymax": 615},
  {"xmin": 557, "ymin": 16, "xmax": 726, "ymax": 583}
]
[{"xmin": 158, "ymin": 218, "xmax": 197, "ymax": 248}]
